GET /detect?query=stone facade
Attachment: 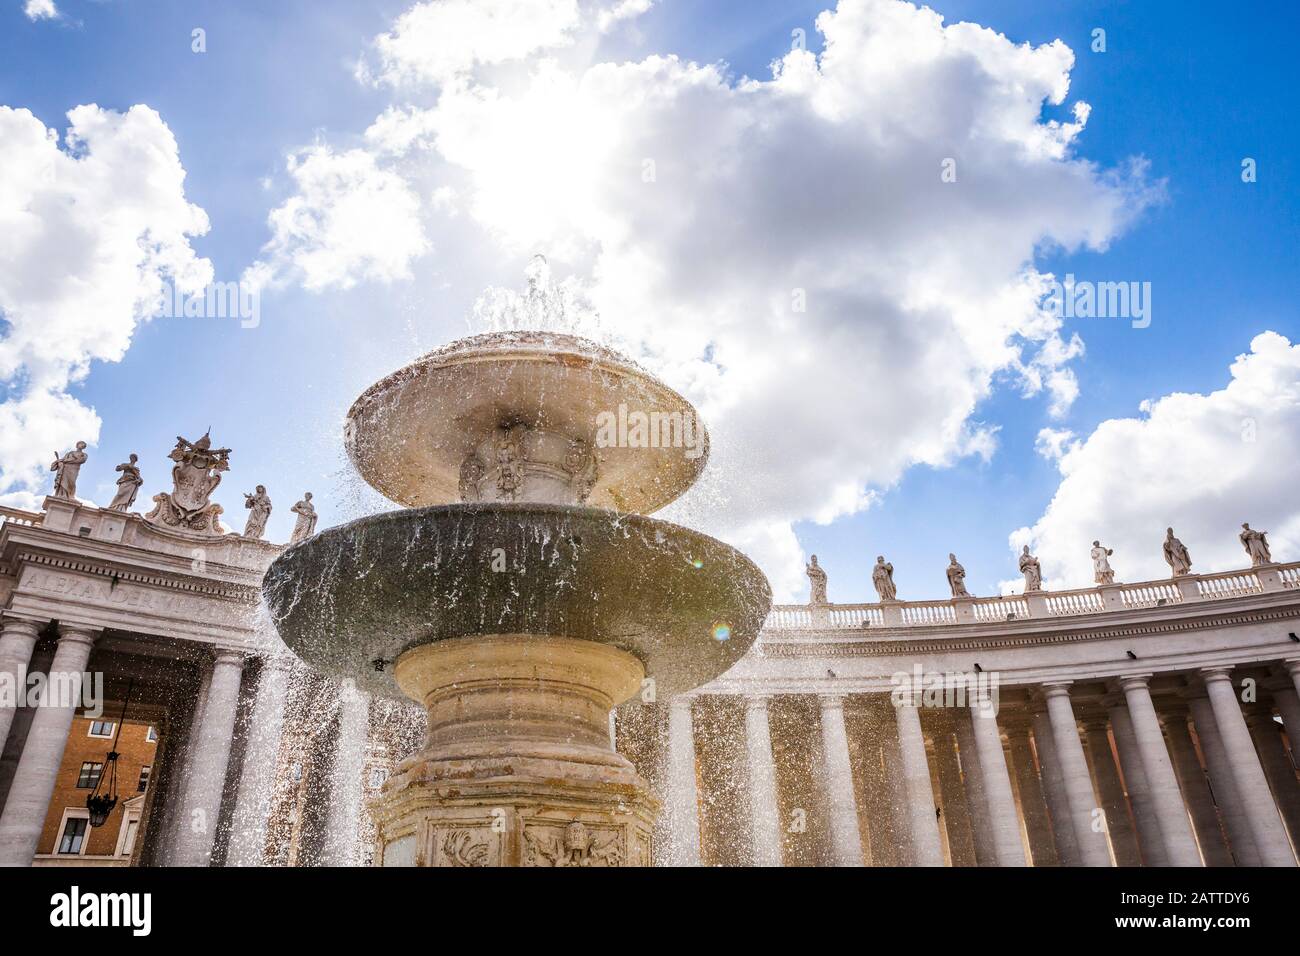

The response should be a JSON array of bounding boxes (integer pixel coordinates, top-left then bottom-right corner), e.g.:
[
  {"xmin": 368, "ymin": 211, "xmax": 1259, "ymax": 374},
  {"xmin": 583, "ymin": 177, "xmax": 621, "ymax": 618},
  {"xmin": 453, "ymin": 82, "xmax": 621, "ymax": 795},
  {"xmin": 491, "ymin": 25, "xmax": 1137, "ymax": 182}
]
[{"xmin": 3, "ymin": 496, "xmax": 1299, "ymax": 866}]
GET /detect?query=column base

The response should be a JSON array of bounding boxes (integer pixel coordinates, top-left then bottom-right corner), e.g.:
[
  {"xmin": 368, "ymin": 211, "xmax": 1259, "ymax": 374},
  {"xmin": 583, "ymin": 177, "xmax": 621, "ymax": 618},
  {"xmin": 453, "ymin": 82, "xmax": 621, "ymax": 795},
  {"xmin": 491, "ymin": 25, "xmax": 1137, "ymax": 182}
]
[{"xmin": 372, "ymin": 634, "xmax": 658, "ymax": 867}]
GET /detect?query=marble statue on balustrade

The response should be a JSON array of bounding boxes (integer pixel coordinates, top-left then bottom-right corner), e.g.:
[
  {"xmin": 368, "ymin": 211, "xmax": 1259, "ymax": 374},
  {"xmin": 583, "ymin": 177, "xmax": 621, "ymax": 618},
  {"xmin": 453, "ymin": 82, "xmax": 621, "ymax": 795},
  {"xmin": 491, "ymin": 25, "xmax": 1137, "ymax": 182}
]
[
  {"xmin": 1239, "ymin": 523, "xmax": 1272, "ymax": 566},
  {"xmin": 1163, "ymin": 527, "xmax": 1193, "ymax": 577},
  {"xmin": 946, "ymin": 553, "xmax": 969, "ymax": 597},
  {"xmin": 1091, "ymin": 540, "xmax": 1115, "ymax": 585},
  {"xmin": 108, "ymin": 454, "xmax": 143, "ymax": 511},
  {"xmin": 1019, "ymin": 545, "xmax": 1043, "ymax": 591},
  {"xmin": 49, "ymin": 441, "xmax": 88, "ymax": 499},
  {"xmin": 806, "ymin": 554, "xmax": 828, "ymax": 605},
  {"xmin": 289, "ymin": 492, "xmax": 318, "ymax": 543},
  {"xmin": 243, "ymin": 485, "xmax": 273, "ymax": 539},
  {"xmin": 872, "ymin": 555, "xmax": 897, "ymax": 601},
  {"xmin": 145, "ymin": 432, "xmax": 231, "ymax": 534}
]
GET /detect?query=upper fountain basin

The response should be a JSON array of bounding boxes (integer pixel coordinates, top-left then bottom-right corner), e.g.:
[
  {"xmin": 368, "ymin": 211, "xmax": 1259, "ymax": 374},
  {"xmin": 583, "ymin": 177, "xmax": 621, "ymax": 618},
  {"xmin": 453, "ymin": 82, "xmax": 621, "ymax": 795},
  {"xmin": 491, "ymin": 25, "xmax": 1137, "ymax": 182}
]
[
  {"xmin": 345, "ymin": 331, "xmax": 709, "ymax": 514},
  {"xmin": 262, "ymin": 502, "xmax": 772, "ymax": 700}
]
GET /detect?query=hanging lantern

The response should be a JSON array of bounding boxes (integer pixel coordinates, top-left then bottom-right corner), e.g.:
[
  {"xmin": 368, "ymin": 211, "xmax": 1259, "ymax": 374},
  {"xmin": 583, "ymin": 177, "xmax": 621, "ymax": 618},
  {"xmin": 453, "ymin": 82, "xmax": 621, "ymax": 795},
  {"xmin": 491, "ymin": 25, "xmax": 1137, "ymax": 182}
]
[{"xmin": 86, "ymin": 679, "xmax": 133, "ymax": 828}]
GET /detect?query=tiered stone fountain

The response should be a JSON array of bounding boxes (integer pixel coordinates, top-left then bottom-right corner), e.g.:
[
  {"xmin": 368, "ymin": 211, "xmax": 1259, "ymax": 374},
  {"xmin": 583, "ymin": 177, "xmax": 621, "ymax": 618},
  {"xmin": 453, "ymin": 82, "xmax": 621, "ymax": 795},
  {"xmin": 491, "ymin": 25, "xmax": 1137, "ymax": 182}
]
[{"xmin": 264, "ymin": 318, "xmax": 771, "ymax": 866}]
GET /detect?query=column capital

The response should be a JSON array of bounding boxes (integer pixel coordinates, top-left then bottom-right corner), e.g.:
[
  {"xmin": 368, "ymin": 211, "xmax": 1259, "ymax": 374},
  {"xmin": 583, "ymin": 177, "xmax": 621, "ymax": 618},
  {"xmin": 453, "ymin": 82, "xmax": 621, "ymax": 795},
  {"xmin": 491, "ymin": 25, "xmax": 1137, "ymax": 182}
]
[
  {"xmin": 818, "ymin": 693, "xmax": 846, "ymax": 711},
  {"xmin": 0, "ymin": 614, "xmax": 45, "ymax": 638},
  {"xmin": 1200, "ymin": 666, "xmax": 1235, "ymax": 684},
  {"xmin": 54, "ymin": 622, "xmax": 100, "ymax": 647},
  {"xmin": 1039, "ymin": 681, "xmax": 1074, "ymax": 700},
  {"xmin": 1281, "ymin": 659, "xmax": 1300, "ymax": 679},
  {"xmin": 743, "ymin": 693, "xmax": 771, "ymax": 712},
  {"xmin": 1117, "ymin": 673, "xmax": 1154, "ymax": 691},
  {"xmin": 213, "ymin": 647, "xmax": 248, "ymax": 668}
]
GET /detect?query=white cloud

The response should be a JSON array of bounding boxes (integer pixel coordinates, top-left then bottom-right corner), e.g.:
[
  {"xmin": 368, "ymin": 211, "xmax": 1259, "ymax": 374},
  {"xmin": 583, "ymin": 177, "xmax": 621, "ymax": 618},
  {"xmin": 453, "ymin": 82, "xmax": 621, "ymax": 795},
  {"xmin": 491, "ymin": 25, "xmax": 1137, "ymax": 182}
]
[
  {"xmin": 263, "ymin": 0, "xmax": 1159, "ymax": 600},
  {"xmin": 596, "ymin": 0, "xmax": 654, "ymax": 32},
  {"xmin": 244, "ymin": 145, "xmax": 429, "ymax": 293},
  {"xmin": 23, "ymin": 0, "xmax": 57, "ymax": 21},
  {"xmin": 1034, "ymin": 426, "xmax": 1078, "ymax": 462},
  {"xmin": 360, "ymin": 0, "xmax": 583, "ymax": 88},
  {"xmin": 0, "ymin": 104, "xmax": 210, "ymax": 502},
  {"xmin": 1013, "ymin": 332, "xmax": 1300, "ymax": 589}
]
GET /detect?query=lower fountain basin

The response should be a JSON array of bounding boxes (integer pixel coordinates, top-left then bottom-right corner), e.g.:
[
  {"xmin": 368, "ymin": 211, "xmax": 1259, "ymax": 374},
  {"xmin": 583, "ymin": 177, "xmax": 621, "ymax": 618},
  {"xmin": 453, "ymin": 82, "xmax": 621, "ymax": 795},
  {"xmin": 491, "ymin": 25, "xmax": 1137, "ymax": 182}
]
[{"xmin": 263, "ymin": 503, "xmax": 772, "ymax": 699}]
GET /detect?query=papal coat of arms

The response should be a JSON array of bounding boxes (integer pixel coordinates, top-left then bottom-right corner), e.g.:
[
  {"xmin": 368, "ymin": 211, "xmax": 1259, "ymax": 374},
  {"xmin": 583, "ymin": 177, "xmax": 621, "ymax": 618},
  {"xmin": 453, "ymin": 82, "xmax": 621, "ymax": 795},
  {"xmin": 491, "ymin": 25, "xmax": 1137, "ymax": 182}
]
[{"xmin": 144, "ymin": 432, "xmax": 231, "ymax": 534}]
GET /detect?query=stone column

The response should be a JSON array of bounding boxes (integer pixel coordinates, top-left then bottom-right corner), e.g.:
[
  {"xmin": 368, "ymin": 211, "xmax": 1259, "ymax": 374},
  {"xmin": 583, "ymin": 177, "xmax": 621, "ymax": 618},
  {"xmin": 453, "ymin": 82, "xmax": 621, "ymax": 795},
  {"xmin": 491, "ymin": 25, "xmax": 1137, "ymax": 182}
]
[
  {"xmin": 930, "ymin": 725, "xmax": 976, "ymax": 866},
  {"xmin": 1080, "ymin": 716, "xmax": 1141, "ymax": 867},
  {"xmin": 817, "ymin": 696, "xmax": 864, "ymax": 866},
  {"xmin": 1106, "ymin": 697, "xmax": 1168, "ymax": 866},
  {"xmin": 892, "ymin": 701, "xmax": 944, "ymax": 866},
  {"xmin": 954, "ymin": 706, "xmax": 995, "ymax": 866},
  {"xmin": 1284, "ymin": 660, "xmax": 1300, "ymax": 706},
  {"xmin": 1117, "ymin": 675, "xmax": 1201, "ymax": 866},
  {"xmin": 0, "ymin": 624, "xmax": 97, "ymax": 866},
  {"xmin": 1246, "ymin": 707, "xmax": 1300, "ymax": 849},
  {"xmin": 1040, "ymin": 683, "xmax": 1110, "ymax": 866},
  {"xmin": 1030, "ymin": 707, "xmax": 1081, "ymax": 865},
  {"xmin": 225, "ymin": 655, "xmax": 292, "ymax": 866},
  {"xmin": 171, "ymin": 649, "xmax": 246, "ymax": 868},
  {"xmin": 744, "ymin": 695, "xmax": 783, "ymax": 866},
  {"xmin": 1270, "ymin": 683, "xmax": 1300, "ymax": 763},
  {"xmin": 157, "ymin": 662, "xmax": 212, "ymax": 866},
  {"xmin": 967, "ymin": 701, "xmax": 1026, "ymax": 866},
  {"xmin": 1006, "ymin": 720, "xmax": 1058, "ymax": 866},
  {"xmin": 1187, "ymin": 692, "xmax": 1259, "ymax": 866},
  {"xmin": 1200, "ymin": 668, "xmax": 1295, "ymax": 866},
  {"xmin": 321, "ymin": 678, "xmax": 370, "ymax": 867},
  {"xmin": 1160, "ymin": 706, "xmax": 1233, "ymax": 867},
  {"xmin": 0, "ymin": 617, "xmax": 43, "ymax": 756},
  {"xmin": 662, "ymin": 696, "xmax": 701, "ymax": 866}
]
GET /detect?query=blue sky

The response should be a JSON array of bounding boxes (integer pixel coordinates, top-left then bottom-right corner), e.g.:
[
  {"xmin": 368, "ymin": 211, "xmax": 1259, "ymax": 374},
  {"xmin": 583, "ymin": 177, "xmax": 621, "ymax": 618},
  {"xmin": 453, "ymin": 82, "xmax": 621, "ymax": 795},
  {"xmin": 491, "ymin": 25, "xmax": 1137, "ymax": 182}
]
[{"xmin": 2, "ymin": 0, "xmax": 1297, "ymax": 602}]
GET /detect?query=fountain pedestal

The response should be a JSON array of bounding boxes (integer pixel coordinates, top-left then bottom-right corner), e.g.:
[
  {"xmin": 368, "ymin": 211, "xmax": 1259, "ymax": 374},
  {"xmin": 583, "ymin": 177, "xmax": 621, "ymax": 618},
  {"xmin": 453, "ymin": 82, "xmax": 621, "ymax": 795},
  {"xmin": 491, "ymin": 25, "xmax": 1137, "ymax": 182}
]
[{"xmin": 375, "ymin": 635, "xmax": 656, "ymax": 866}]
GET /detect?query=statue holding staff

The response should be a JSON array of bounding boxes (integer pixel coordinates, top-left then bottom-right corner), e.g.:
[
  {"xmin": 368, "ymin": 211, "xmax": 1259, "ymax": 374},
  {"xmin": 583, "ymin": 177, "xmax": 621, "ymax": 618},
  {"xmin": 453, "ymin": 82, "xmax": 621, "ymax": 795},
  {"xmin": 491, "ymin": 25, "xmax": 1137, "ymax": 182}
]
[{"xmin": 50, "ymin": 441, "xmax": 89, "ymax": 499}]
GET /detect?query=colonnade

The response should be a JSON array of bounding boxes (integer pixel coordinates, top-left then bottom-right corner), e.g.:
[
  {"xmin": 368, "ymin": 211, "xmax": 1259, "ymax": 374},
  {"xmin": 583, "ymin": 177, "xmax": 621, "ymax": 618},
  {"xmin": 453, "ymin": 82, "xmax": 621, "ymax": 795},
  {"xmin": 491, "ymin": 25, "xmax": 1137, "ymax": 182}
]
[
  {"xmin": 0, "ymin": 613, "xmax": 259, "ymax": 867},
  {"xmin": 3, "ymin": 617, "xmax": 1299, "ymax": 867},
  {"xmin": 659, "ymin": 661, "xmax": 1300, "ymax": 866}
]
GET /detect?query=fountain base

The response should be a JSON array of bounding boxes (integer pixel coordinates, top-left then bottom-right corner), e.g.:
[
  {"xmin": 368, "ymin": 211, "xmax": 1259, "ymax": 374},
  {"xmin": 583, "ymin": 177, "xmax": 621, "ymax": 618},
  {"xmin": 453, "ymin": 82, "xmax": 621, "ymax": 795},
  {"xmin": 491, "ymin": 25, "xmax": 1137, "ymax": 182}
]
[{"xmin": 372, "ymin": 635, "xmax": 658, "ymax": 866}]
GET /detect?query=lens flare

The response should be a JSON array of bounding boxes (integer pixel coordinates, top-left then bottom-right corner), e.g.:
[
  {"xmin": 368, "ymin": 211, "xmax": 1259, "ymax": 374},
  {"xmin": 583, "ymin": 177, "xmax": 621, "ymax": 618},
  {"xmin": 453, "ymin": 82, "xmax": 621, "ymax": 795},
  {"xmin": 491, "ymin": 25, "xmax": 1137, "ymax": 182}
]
[{"xmin": 711, "ymin": 622, "xmax": 732, "ymax": 643}]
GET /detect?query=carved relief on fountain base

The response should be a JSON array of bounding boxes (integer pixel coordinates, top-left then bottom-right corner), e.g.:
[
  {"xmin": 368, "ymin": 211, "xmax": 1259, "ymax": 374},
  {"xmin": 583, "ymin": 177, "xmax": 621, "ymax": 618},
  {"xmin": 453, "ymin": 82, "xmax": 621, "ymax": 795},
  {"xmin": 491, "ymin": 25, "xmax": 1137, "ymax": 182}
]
[{"xmin": 372, "ymin": 772, "xmax": 657, "ymax": 868}]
